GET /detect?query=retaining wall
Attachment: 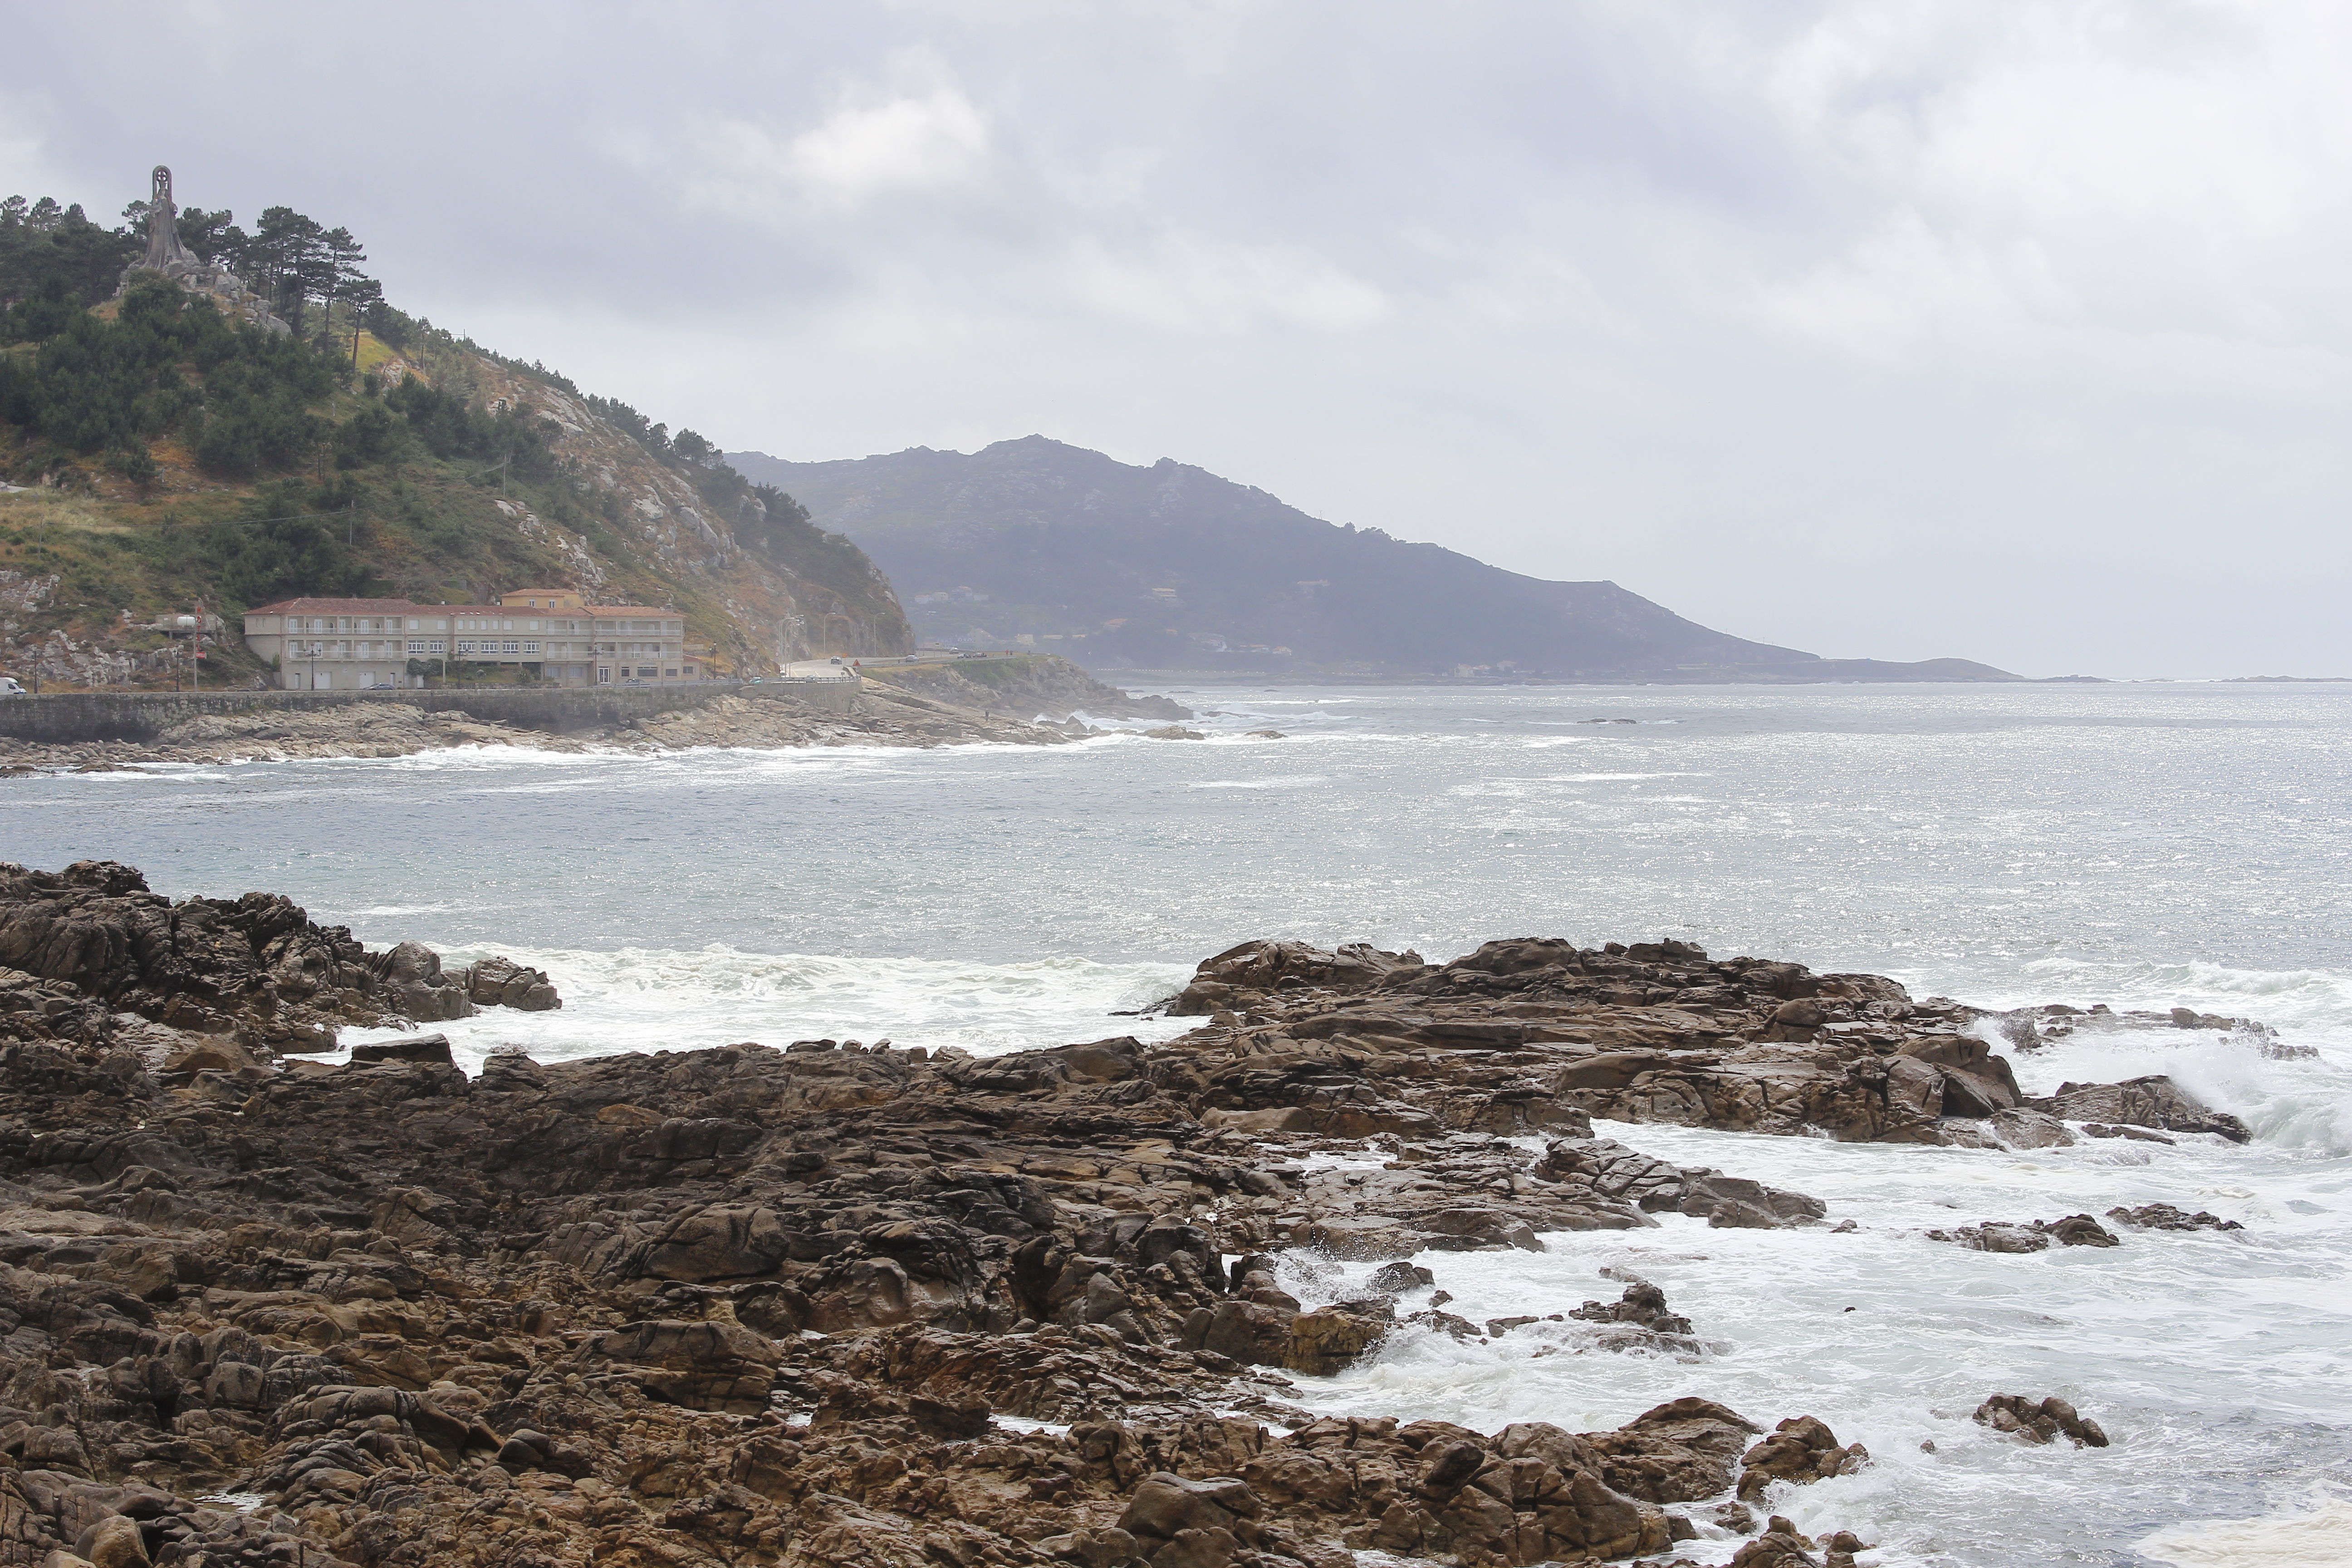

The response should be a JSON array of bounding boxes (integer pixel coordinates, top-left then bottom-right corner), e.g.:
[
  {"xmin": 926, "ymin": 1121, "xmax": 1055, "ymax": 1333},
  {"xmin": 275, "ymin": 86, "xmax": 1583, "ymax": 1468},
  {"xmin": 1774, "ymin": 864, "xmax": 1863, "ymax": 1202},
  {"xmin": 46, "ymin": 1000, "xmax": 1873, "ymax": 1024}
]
[{"xmin": 0, "ymin": 677, "xmax": 859, "ymax": 745}]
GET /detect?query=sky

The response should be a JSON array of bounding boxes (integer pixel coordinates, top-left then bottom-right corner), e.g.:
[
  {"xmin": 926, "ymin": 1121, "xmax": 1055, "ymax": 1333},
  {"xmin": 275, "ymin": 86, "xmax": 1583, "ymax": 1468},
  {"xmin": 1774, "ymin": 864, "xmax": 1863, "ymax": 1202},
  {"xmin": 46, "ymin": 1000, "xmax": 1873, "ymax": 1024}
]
[{"xmin": 8, "ymin": 1, "xmax": 2350, "ymax": 677}]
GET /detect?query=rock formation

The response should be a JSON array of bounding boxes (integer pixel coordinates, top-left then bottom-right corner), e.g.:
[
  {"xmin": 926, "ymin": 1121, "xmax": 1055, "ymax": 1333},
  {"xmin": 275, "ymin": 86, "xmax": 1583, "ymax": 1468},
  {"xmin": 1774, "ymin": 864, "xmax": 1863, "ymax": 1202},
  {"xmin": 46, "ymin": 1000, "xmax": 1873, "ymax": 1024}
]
[
  {"xmin": 1925, "ymin": 1215, "xmax": 2120, "ymax": 1253},
  {"xmin": 1157, "ymin": 935, "xmax": 2246, "ymax": 1148},
  {"xmin": 0, "ymin": 891, "xmax": 2227, "ymax": 1565},
  {"xmin": 1972, "ymin": 1394, "xmax": 2109, "ymax": 1448},
  {"xmin": 2104, "ymin": 1203, "xmax": 2242, "ymax": 1233},
  {"xmin": 0, "ymin": 861, "xmax": 551, "ymax": 1058}
]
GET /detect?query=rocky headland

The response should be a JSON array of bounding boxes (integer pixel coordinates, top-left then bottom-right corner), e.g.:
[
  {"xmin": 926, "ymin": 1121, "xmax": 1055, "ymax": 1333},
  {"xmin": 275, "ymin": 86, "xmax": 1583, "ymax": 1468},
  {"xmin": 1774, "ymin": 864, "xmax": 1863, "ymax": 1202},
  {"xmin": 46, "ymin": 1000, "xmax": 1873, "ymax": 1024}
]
[{"xmin": 0, "ymin": 866, "xmax": 2245, "ymax": 1567}]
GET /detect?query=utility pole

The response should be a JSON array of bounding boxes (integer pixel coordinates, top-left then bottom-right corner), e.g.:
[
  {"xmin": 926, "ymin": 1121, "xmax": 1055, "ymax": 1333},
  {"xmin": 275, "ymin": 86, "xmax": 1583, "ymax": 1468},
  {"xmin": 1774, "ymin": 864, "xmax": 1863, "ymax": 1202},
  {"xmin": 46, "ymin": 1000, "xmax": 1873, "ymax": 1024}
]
[{"xmin": 191, "ymin": 599, "xmax": 203, "ymax": 691}]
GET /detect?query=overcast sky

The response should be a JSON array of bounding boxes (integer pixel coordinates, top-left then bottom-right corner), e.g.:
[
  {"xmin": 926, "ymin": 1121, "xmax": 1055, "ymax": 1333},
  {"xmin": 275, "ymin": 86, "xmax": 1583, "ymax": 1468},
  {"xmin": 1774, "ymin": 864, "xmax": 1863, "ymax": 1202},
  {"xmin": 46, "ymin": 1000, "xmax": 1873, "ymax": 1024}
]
[{"xmin": 10, "ymin": 2, "xmax": 2350, "ymax": 676}]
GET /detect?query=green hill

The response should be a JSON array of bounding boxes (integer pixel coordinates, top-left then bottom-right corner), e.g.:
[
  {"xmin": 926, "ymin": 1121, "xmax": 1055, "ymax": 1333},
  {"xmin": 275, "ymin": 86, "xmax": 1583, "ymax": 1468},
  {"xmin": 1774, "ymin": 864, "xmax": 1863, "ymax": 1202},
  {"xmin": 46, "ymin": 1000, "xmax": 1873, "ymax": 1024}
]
[{"xmin": 0, "ymin": 178, "xmax": 908, "ymax": 691}]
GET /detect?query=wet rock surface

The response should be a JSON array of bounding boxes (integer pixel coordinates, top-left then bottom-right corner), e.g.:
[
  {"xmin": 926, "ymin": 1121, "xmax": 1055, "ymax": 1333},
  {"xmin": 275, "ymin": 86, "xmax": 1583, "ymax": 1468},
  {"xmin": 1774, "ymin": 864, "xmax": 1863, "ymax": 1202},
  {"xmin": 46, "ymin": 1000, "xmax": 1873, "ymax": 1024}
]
[
  {"xmin": 1925, "ymin": 1214, "xmax": 2121, "ymax": 1252},
  {"xmin": 1733, "ymin": 1417, "xmax": 1870, "ymax": 1502},
  {"xmin": 0, "ymin": 904, "xmax": 2220, "ymax": 1564},
  {"xmin": 1972, "ymin": 1393, "xmax": 2110, "ymax": 1447},
  {"xmin": 2105, "ymin": 1203, "xmax": 2243, "ymax": 1232},
  {"xmin": 1158, "ymin": 935, "xmax": 2241, "ymax": 1151},
  {"xmin": 0, "ymin": 861, "xmax": 551, "ymax": 1058}
]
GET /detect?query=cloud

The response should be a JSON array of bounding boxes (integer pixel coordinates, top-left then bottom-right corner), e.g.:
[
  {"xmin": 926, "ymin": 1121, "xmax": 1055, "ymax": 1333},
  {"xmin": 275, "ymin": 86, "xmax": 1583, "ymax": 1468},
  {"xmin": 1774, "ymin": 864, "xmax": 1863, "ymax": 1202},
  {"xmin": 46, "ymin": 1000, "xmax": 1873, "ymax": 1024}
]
[
  {"xmin": 1068, "ymin": 234, "xmax": 1392, "ymax": 332},
  {"xmin": 1754, "ymin": 205, "xmax": 2069, "ymax": 358},
  {"xmin": 1755, "ymin": 1, "xmax": 2352, "ymax": 352},
  {"xmin": 10, "ymin": 0, "xmax": 2352, "ymax": 674},
  {"xmin": 686, "ymin": 80, "xmax": 992, "ymax": 217}
]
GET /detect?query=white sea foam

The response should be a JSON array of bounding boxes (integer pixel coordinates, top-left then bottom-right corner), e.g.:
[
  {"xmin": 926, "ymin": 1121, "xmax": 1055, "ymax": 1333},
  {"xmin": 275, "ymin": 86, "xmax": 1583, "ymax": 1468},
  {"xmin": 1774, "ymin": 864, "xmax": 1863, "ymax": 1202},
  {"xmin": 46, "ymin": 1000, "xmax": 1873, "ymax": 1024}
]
[
  {"xmin": 1292, "ymin": 1103, "xmax": 2352, "ymax": 1565},
  {"xmin": 2139, "ymin": 1496, "xmax": 2352, "ymax": 1567},
  {"xmin": 336, "ymin": 946, "xmax": 1195, "ymax": 1074}
]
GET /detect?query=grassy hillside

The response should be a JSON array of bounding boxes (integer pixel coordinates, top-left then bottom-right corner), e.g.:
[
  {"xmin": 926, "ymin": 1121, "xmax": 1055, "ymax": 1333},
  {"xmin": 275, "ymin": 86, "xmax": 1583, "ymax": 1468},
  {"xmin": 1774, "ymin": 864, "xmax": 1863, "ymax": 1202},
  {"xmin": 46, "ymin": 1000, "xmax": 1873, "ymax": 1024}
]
[{"xmin": 0, "ymin": 186, "xmax": 909, "ymax": 691}]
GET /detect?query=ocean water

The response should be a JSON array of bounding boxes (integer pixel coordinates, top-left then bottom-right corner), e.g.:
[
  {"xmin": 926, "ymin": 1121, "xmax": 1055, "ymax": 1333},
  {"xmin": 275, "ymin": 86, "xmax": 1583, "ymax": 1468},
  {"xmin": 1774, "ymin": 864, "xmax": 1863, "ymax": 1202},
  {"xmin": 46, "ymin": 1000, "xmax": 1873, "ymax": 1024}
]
[{"xmin": 4, "ymin": 680, "xmax": 2349, "ymax": 1566}]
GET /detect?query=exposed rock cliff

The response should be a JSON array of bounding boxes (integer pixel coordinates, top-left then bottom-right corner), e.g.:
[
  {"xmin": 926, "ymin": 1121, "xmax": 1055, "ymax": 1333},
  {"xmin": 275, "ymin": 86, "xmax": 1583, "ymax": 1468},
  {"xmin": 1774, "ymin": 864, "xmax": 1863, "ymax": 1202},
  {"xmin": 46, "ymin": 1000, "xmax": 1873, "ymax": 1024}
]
[{"xmin": 464, "ymin": 356, "xmax": 911, "ymax": 669}]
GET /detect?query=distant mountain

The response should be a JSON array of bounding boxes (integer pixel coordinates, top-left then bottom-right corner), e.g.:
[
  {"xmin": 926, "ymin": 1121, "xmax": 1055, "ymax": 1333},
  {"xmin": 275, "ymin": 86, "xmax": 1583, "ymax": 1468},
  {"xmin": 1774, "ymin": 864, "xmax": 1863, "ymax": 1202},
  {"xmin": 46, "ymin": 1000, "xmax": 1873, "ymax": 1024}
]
[{"xmin": 730, "ymin": 437, "xmax": 2014, "ymax": 681}]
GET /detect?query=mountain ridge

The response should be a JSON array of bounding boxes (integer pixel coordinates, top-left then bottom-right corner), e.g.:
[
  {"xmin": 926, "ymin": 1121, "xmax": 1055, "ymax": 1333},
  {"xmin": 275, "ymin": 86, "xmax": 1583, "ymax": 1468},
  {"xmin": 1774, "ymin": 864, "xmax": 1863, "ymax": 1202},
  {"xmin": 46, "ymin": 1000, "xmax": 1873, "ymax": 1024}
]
[{"xmin": 731, "ymin": 435, "xmax": 2017, "ymax": 681}]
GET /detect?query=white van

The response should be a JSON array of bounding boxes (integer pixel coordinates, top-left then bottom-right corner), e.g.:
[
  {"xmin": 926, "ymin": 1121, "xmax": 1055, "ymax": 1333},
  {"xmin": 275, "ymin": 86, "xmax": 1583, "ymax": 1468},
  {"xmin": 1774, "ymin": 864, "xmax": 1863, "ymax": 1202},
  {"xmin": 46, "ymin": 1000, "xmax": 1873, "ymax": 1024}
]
[{"xmin": 0, "ymin": 676, "xmax": 24, "ymax": 697}]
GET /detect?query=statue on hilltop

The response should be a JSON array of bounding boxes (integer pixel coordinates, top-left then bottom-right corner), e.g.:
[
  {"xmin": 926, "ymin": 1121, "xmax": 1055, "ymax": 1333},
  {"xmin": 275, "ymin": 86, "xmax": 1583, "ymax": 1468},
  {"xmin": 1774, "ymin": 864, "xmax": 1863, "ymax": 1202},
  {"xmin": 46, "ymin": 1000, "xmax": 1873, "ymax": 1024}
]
[
  {"xmin": 137, "ymin": 165, "xmax": 197, "ymax": 275},
  {"xmin": 117, "ymin": 164, "xmax": 289, "ymax": 334}
]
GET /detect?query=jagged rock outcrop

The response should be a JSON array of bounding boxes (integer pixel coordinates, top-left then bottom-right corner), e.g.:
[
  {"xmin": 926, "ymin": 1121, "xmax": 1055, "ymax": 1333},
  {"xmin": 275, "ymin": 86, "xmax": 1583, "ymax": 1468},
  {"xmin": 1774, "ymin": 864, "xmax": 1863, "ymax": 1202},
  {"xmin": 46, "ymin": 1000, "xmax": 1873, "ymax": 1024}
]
[
  {"xmin": 0, "ymin": 862, "xmax": 553, "ymax": 1062},
  {"xmin": 0, "ymin": 885, "xmax": 2241, "ymax": 1565},
  {"xmin": 1925, "ymin": 1215, "xmax": 2120, "ymax": 1252},
  {"xmin": 1535, "ymin": 1139, "xmax": 1826, "ymax": 1229},
  {"xmin": 1565, "ymin": 1278, "xmax": 1700, "ymax": 1352},
  {"xmin": 1972, "ymin": 1393, "xmax": 2109, "ymax": 1447},
  {"xmin": 2028, "ymin": 1076, "xmax": 2250, "ymax": 1142},
  {"xmin": 2105, "ymin": 1203, "xmax": 2242, "ymax": 1233},
  {"xmin": 1159, "ymin": 935, "xmax": 2251, "ymax": 1151},
  {"xmin": 1734, "ymin": 1417, "xmax": 1869, "ymax": 1501}
]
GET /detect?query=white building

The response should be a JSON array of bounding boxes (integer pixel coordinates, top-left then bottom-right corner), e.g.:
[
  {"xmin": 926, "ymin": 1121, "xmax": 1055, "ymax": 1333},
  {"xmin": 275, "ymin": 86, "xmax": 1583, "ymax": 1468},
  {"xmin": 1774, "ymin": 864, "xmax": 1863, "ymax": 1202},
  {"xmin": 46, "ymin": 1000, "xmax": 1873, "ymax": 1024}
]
[{"xmin": 242, "ymin": 591, "xmax": 694, "ymax": 690}]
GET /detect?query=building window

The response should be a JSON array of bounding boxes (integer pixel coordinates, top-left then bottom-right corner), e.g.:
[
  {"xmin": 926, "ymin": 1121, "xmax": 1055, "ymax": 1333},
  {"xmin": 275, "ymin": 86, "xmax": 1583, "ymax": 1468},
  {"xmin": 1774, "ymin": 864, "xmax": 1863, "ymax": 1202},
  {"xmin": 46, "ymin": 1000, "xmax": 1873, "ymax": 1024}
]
[
  {"xmin": 456, "ymin": 640, "xmax": 476, "ymax": 655},
  {"xmin": 502, "ymin": 640, "xmax": 520, "ymax": 654},
  {"xmin": 428, "ymin": 641, "xmax": 446, "ymax": 654},
  {"xmin": 522, "ymin": 641, "xmax": 539, "ymax": 655},
  {"xmin": 407, "ymin": 641, "xmax": 426, "ymax": 655}
]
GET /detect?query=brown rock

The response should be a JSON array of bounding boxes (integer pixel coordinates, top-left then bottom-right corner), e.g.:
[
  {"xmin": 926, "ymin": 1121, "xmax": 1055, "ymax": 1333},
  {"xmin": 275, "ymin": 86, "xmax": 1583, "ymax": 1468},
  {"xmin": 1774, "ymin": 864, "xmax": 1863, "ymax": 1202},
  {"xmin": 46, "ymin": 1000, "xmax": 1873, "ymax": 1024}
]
[
  {"xmin": 1736, "ymin": 1416, "xmax": 1869, "ymax": 1500},
  {"xmin": 1974, "ymin": 1392, "xmax": 2110, "ymax": 1447}
]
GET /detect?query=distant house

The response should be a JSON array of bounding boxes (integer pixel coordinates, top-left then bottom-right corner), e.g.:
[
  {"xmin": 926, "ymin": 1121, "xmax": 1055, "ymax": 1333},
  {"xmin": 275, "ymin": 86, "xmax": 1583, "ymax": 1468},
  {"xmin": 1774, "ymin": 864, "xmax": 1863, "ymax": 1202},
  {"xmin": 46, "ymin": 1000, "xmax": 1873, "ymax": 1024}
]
[{"xmin": 243, "ymin": 592, "xmax": 690, "ymax": 689}]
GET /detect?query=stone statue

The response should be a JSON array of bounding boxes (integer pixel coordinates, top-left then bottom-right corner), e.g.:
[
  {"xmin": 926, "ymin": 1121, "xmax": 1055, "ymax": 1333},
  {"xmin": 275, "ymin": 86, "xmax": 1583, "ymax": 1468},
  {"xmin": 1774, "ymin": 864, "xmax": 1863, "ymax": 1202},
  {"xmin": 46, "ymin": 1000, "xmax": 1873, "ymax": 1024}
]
[
  {"xmin": 139, "ymin": 165, "xmax": 195, "ymax": 274},
  {"xmin": 116, "ymin": 163, "xmax": 290, "ymax": 334}
]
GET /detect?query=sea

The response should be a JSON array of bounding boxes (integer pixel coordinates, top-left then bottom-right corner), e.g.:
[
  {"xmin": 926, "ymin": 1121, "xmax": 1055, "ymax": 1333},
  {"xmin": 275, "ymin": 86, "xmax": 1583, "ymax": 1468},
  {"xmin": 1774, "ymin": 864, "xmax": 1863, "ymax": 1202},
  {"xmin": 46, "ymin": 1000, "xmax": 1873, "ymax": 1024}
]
[{"xmin": 4, "ymin": 680, "xmax": 2348, "ymax": 1568}]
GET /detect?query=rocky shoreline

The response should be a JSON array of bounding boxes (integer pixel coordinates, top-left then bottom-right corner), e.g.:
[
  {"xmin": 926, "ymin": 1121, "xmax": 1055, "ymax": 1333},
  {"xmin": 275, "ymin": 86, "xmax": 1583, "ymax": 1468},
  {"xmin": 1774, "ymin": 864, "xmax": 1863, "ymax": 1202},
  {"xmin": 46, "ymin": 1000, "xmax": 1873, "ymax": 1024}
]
[
  {"xmin": 0, "ymin": 863, "xmax": 2254, "ymax": 1567},
  {"xmin": 0, "ymin": 672, "xmax": 1198, "ymax": 773}
]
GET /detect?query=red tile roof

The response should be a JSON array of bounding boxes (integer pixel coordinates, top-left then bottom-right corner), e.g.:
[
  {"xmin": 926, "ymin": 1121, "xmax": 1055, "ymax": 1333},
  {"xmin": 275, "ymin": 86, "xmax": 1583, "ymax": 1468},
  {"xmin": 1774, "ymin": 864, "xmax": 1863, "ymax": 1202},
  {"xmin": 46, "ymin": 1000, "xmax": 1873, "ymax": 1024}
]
[
  {"xmin": 245, "ymin": 598, "xmax": 418, "ymax": 615},
  {"xmin": 247, "ymin": 598, "xmax": 676, "ymax": 617}
]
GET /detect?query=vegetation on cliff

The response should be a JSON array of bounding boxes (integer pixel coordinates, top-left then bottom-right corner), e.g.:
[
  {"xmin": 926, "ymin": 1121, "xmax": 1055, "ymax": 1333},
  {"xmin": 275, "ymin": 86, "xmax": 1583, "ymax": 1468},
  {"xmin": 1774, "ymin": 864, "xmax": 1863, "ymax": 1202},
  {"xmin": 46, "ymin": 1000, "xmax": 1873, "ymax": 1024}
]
[{"xmin": 0, "ymin": 181, "xmax": 909, "ymax": 691}]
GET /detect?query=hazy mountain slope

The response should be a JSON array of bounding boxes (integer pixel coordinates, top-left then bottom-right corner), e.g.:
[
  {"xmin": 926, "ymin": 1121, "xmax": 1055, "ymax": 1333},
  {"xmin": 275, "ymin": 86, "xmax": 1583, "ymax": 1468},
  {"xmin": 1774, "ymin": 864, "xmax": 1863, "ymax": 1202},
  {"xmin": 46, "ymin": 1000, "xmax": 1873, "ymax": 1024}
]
[{"xmin": 732, "ymin": 436, "xmax": 2010, "ymax": 679}]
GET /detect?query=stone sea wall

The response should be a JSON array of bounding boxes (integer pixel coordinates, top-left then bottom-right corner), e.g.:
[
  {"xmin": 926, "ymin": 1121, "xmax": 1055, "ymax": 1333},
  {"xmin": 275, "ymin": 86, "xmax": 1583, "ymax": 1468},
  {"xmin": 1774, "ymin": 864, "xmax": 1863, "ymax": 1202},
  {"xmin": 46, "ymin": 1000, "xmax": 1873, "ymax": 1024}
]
[{"xmin": 0, "ymin": 678, "xmax": 857, "ymax": 745}]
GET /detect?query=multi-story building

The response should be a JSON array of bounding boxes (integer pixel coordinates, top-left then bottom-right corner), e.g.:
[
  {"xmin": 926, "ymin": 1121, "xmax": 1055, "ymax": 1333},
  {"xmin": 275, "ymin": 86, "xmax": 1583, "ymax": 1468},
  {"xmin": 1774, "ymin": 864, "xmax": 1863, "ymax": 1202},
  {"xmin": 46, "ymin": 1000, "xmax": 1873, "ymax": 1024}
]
[{"xmin": 243, "ymin": 593, "xmax": 695, "ymax": 690}]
